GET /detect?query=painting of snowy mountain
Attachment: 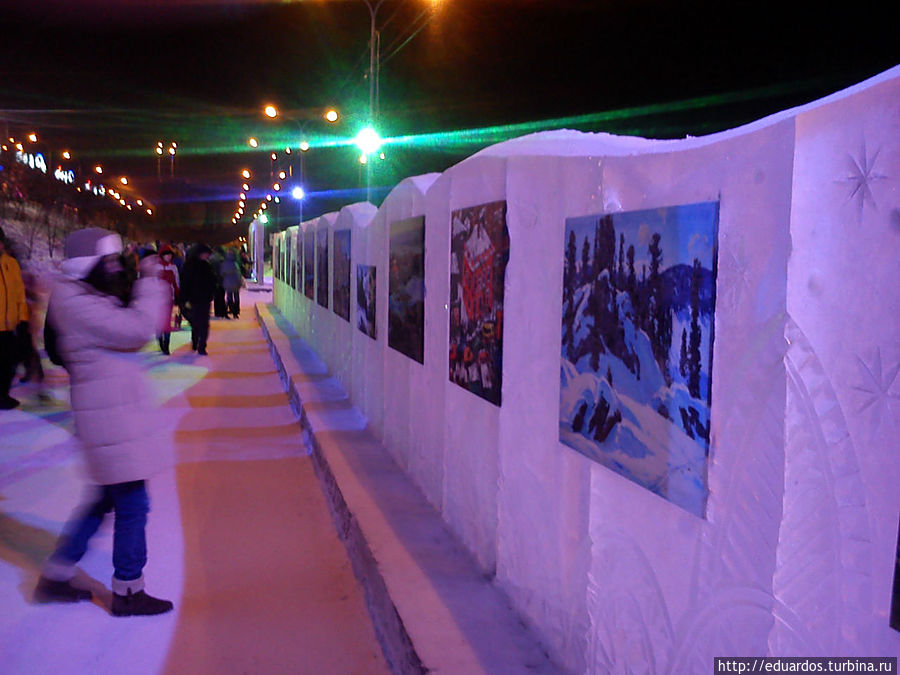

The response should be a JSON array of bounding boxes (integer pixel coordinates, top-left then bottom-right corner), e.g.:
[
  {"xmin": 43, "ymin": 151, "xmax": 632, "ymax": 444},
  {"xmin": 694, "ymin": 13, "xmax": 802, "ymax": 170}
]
[
  {"xmin": 388, "ymin": 216, "xmax": 425, "ymax": 363},
  {"xmin": 560, "ymin": 202, "xmax": 718, "ymax": 517},
  {"xmin": 449, "ymin": 201, "xmax": 509, "ymax": 406},
  {"xmin": 333, "ymin": 229, "xmax": 351, "ymax": 321}
]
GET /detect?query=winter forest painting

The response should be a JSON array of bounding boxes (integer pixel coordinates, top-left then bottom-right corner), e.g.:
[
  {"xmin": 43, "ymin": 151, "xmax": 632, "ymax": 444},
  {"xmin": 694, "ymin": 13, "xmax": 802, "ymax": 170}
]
[
  {"xmin": 560, "ymin": 202, "xmax": 719, "ymax": 517},
  {"xmin": 357, "ymin": 264, "xmax": 377, "ymax": 339},
  {"xmin": 449, "ymin": 201, "xmax": 508, "ymax": 406},
  {"xmin": 304, "ymin": 229, "xmax": 315, "ymax": 300},
  {"xmin": 333, "ymin": 229, "xmax": 351, "ymax": 322},
  {"xmin": 388, "ymin": 216, "xmax": 425, "ymax": 363},
  {"xmin": 317, "ymin": 229, "xmax": 329, "ymax": 308}
]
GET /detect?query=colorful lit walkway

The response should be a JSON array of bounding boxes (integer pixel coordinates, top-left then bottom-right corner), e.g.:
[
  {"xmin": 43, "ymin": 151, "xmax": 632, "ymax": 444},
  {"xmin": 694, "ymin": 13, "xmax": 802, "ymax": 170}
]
[{"xmin": 0, "ymin": 288, "xmax": 388, "ymax": 674}]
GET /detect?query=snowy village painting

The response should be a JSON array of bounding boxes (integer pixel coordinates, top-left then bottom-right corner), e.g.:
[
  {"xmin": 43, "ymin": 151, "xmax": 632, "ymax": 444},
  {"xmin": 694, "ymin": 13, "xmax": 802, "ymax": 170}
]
[
  {"xmin": 333, "ymin": 229, "xmax": 351, "ymax": 321},
  {"xmin": 560, "ymin": 202, "xmax": 719, "ymax": 517},
  {"xmin": 357, "ymin": 264, "xmax": 377, "ymax": 339},
  {"xmin": 304, "ymin": 229, "xmax": 315, "ymax": 300},
  {"xmin": 388, "ymin": 216, "xmax": 425, "ymax": 363},
  {"xmin": 316, "ymin": 228, "xmax": 329, "ymax": 308},
  {"xmin": 449, "ymin": 201, "xmax": 509, "ymax": 406}
]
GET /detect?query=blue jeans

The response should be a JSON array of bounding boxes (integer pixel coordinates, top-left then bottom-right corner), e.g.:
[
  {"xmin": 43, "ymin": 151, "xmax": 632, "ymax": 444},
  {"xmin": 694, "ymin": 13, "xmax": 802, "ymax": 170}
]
[{"xmin": 54, "ymin": 480, "xmax": 149, "ymax": 581}]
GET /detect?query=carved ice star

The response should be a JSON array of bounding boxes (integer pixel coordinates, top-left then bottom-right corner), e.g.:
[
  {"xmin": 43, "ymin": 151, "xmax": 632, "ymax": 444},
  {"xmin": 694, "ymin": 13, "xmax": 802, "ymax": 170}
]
[
  {"xmin": 838, "ymin": 141, "xmax": 888, "ymax": 223},
  {"xmin": 851, "ymin": 348, "xmax": 900, "ymax": 432}
]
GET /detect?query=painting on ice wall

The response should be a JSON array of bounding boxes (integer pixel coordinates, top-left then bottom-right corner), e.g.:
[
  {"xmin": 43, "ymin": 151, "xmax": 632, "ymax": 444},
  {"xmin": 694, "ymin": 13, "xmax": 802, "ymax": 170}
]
[
  {"xmin": 333, "ymin": 229, "xmax": 351, "ymax": 321},
  {"xmin": 293, "ymin": 231, "xmax": 302, "ymax": 290},
  {"xmin": 304, "ymin": 229, "xmax": 315, "ymax": 300},
  {"xmin": 317, "ymin": 228, "xmax": 329, "ymax": 308},
  {"xmin": 388, "ymin": 216, "xmax": 425, "ymax": 363},
  {"xmin": 356, "ymin": 264, "xmax": 377, "ymax": 339},
  {"xmin": 449, "ymin": 200, "xmax": 508, "ymax": 406},
  {"xmin": 559, "ymin": 202, "xmax": 719, "ymax": 517}
]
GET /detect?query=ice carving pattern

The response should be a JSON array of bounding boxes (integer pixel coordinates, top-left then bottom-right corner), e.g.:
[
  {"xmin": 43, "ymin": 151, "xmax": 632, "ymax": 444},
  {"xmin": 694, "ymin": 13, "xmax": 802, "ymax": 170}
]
[
  {"xmin": 850, "ymin": 347, "xmax": 900, "ymax": 437},
  {"xmin": 772, "ymin": 318, "xmax": 875, "ymax": 655},
  {"xmin": 837, "ymin": 140, "xmax": 888, "ymax": 224},
  {"xmin": 587, "ymin": 530, "xmax": 674, "ymax": 673}
]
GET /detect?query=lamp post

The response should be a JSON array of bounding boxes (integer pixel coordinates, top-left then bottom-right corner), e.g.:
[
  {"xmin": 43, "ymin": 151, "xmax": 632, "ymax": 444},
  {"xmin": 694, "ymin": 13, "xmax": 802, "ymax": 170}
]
[
  {"xmin": 362, "ymin": 0, "xmax": 386, "ymax": 125},
  {"xmin": 260, "ymin": 104, "xmax": 339, "ymax": 227}
]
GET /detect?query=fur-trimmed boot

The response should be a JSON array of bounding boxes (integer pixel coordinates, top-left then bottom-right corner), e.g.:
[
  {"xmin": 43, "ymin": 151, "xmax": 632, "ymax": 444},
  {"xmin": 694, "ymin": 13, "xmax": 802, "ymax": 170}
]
[{"xmin": 111, "ymin": 575, "xmax": 173, "ymax": 617}]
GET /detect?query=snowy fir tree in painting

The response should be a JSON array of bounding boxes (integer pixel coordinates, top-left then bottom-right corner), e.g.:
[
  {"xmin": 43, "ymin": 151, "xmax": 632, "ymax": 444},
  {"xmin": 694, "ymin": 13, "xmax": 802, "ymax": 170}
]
[{"xmin": 560, "ymin": 202, "xmax": 718, "ymax": 516}]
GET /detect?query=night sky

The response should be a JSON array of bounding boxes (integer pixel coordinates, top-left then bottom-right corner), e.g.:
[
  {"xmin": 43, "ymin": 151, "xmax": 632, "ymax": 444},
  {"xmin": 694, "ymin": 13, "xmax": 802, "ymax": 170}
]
[{"xmin": 0, "ymin": 0, "xmax": 896, "ymax": 237}]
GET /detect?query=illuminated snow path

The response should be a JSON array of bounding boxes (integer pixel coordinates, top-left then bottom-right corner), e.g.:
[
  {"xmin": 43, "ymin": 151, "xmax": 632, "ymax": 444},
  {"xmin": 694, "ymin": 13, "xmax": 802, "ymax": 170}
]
[{"xmin": 0, "ymin": 289, "xmax": 387, "ymax": 674}]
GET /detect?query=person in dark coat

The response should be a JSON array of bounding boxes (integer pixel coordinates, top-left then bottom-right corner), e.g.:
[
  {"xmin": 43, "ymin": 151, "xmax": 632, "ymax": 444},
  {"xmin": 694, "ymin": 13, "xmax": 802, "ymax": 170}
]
[
  {"xmin": 221, "ymin": 249, "xmax": 243, "ymax": 319},
  {"xmin": 210, "ymin": 246, "xmax": 227, "ymax": 318},
  {"xmin": 180, "ymin": 243, "xmax": 216, "ymax": 355}
]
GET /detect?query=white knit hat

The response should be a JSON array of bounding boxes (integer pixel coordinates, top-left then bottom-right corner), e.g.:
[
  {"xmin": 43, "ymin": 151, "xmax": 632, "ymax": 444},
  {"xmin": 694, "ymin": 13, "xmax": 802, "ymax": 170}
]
[{"xmin": 61, "ymin": 227, "xmax": 123, "ymax": 279}]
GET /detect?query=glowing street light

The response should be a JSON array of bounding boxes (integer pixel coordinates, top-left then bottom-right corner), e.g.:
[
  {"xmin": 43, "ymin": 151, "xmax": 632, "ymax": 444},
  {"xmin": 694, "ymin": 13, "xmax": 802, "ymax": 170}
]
[
  {"xmin": 354, "ymin": 126, "xmax": 382, "ymax": 156},
  {"xmin": 62, "ymin": 151, "xmax": 71, "ymax": 160},
  {"xmin": 94, "ymin": 165, "xmax": 103, "ymax": 174},
  {"xmin": 273, "ymin": 183, "xmax": 281, "ymax": 192},
  {"xmin": 291, "ymin": 186, "xmax": 305, "ymax": 200},
  {"xmin": 120, "ymin": 176, "xmax": 128, "ymax": 185},
  {"xmin": 241, "ymin": 169, "xmax": 251, "ymax": 179},
  {"xmin": 299, "ymin": 141, "xmax": 310, "ymax": 152},
  {"xmin": 264, "ymin": 105, "xmax": 278, "ymax": 118},
  {"xmin": 325, "ymin": 109, "xmax": 339, "ymax": 123},
  {"xmin": 27, "ymin": 132, "xmax": 38, "ymax": 143},
  {"xmin": 242, "ymin": 183, "xmax": 249, "ymax": 191},
  {"xmin": 147, "ymin": 208, "xmax": 153, "ymax": 215},
  {"xmin": 249, "ymin": 137, "xmax": 259, "ymax": 148}
]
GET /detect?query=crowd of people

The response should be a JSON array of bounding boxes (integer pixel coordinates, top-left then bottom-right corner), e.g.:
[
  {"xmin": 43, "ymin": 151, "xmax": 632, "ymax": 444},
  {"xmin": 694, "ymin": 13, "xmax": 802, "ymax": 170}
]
[{"xmin": 0, "ymin": 224, "xmax": 254, "ymax": 617}]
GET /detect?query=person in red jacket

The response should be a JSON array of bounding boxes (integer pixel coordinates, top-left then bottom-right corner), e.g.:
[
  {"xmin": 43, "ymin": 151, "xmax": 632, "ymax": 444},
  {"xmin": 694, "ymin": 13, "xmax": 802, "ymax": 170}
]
[{"xmin": 0, "ymin": 225, "xmax": 29, "ymax": 410}]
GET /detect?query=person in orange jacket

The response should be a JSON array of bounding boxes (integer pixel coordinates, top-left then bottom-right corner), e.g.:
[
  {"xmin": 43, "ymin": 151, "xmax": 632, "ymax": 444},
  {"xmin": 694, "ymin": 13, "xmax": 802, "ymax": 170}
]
[{"xmin": 0, "ymin": 226, "xmax": 29, "ymax": 410}]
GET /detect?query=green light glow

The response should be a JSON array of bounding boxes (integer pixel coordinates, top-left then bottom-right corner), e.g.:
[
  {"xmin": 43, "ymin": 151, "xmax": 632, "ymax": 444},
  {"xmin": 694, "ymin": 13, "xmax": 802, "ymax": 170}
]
[{"xmin": 96, "ymin": 77, "xmax": 825, "ymax": 161}]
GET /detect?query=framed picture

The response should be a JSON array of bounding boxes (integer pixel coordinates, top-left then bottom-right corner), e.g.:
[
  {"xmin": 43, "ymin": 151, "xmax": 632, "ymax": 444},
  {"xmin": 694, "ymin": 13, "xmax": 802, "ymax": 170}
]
[
  {"xmin": 449, "ymin": 200, "xmax": 508, "ymax": 406},
  {"xmin": 356, "ymin": 264, "xmax": 377, "ymax": 339},
  {"xmin": 560, "ymin": 202, "xmax": 719, "ymax": 517},
  {"xmin": 317, "ymin": 228, "xmax": 329, "ymax": 308},
  {"xmin": 333, "ymin": 229, "xmax": 351, "ymax": 321},
  {"xmin": 388, "ymin": 216, "xmax": 425, "ymax": 362},
  {"xmin": 304, "ymin": 228, "xmax": 315, "ymax": 299}
]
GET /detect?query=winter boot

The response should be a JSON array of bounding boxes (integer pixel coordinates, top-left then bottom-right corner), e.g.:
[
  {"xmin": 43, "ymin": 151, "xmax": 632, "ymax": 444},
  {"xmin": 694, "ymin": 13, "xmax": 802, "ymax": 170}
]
[
  {"xmin": 33, "ymin": 576, "xmax": 93, "ymax": 603},
  {"xmin": 111, "ymin": 576, "xmax": 173, "ymax": 616},
  {"xmin": 111, "ymin": 590, "xmax": 174, "ymax": 616}
]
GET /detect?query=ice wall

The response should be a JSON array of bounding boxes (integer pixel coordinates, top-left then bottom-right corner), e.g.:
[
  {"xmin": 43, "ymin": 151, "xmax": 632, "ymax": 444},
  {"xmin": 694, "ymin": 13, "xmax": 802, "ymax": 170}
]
[
  {"xmin": 777, "ymin": 73, "xmax": 900, "ymax": 657},
  {"xmin": 270, "ymin": 66, "xmax": 900, "ymax": 671},
  {"xmin": 346, "ymin": 202, "xmax": 381, "ymax": 439}
]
